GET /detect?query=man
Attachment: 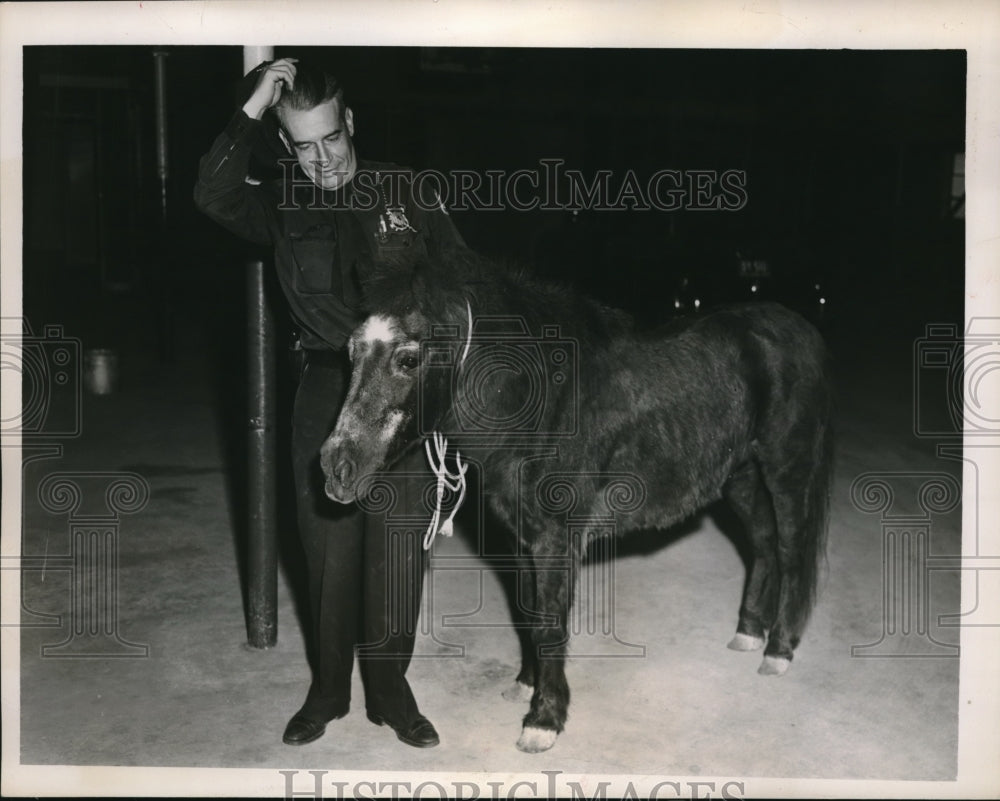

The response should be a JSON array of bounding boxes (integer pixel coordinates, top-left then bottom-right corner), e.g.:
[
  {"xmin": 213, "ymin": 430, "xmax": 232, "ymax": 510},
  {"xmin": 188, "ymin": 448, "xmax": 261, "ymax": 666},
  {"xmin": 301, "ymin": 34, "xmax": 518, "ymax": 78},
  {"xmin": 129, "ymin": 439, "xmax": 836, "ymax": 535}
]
[{"xmin": 194, "ymin": 57, "xmax": 465, "ymax": 748}]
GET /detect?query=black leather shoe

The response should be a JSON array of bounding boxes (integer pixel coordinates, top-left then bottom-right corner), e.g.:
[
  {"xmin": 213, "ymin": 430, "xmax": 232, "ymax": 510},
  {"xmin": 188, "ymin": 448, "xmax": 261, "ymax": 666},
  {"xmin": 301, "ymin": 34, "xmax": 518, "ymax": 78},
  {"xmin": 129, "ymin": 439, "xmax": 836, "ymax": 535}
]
[
  {"xmin": 282, "ymin": 714, "xmax": 328, "ymax": 745},
  {"xmin": 367, "ymin": 712, "xmax": 440, "ymax": 748}
]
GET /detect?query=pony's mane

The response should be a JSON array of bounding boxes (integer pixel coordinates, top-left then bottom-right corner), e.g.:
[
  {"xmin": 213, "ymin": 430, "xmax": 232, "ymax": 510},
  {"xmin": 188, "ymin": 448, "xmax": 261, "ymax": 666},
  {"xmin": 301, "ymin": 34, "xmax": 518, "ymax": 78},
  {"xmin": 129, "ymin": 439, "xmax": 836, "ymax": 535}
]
[{"xmin": 363, "ymin": 249, "xmax": 634, "ymax": 347}]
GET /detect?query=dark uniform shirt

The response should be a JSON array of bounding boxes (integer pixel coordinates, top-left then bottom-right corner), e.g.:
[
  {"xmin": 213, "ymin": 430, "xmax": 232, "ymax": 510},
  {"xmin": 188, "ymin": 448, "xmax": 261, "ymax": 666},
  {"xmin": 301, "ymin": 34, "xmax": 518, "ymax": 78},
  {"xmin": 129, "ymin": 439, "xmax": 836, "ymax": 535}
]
[{"xmin": 194, "ymin": 110, "xmax": 466, "ymax": 350}]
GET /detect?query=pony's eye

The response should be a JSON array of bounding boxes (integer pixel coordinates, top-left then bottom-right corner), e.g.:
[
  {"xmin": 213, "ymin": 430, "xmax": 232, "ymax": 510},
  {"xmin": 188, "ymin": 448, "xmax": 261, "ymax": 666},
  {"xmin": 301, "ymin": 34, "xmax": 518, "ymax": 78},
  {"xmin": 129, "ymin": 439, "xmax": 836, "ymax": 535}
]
[{"xmin": 397, "ymin": 352, "xmax": 419, "ymax": 371}]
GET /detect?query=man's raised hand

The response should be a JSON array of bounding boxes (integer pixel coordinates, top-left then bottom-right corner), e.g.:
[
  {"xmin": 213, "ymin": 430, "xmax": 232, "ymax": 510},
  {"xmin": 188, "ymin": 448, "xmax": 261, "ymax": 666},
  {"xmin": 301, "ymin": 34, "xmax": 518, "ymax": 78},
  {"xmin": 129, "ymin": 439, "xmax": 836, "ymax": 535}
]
[{"xmin": 242, "ymin": 58, "xmax": 298, "ymax": 120}]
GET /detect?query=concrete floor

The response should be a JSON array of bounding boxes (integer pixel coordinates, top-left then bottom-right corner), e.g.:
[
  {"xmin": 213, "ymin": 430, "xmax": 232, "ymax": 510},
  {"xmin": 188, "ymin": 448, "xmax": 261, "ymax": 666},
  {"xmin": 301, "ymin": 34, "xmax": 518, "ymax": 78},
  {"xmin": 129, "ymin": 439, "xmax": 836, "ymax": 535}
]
[{"xmin": 13, "ymin": 302, "xmax": 969, "ymax": 794}]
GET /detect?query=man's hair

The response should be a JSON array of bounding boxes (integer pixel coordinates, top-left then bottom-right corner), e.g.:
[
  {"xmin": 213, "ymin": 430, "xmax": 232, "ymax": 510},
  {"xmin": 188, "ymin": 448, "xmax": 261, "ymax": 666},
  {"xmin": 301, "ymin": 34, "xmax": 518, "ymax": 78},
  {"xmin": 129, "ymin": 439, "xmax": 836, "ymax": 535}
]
[{"xmin": 273, "ymin": 60, "xmax": 345, "ymax": 121}]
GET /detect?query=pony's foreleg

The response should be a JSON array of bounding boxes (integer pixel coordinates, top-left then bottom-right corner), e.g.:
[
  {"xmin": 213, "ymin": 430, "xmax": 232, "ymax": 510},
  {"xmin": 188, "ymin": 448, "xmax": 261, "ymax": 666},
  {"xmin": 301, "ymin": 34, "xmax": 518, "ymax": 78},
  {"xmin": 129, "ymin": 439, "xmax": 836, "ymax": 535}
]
[
  {"xmin": 516, "ymin": 546, "xmax": 573, "ymax": 754},
  {"xmin": 502, "ymin": 553, "xmax": 538, "ymax": 703}
]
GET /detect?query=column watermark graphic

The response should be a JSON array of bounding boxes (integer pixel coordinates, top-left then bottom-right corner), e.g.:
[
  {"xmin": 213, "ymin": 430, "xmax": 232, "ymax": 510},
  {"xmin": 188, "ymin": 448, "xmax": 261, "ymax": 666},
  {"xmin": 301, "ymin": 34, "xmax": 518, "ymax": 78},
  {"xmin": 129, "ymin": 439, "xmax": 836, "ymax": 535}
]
[
  {"xmin": 849, "ymin": 472, "xmax": 961, "ymax": 658},
  {"xmin": 29, "ymin": 472, "xmax": 151, "ymax": 658},
  {"xmin": 355, "ymin": 470, "xmax": 466, "ymax": 659},
  {"xmin": 530, "ymin": 471, "xmax": 647, "ymax": 658}
]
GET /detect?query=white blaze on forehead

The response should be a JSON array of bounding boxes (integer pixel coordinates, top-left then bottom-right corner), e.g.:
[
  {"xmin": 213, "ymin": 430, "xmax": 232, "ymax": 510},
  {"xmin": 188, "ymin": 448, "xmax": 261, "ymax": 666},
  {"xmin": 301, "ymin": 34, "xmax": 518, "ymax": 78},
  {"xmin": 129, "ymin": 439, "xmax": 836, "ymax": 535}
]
[
  {"xmin": 359, "ymin": 315, "xmax": 402, "ymax": 344},
  {"xmin": 378, "ymin": 410, "xmax": 406, "ymax": 443},
  {"xmin": 328, "ymin": 410, "xmax": 361, "ymax": 446}
]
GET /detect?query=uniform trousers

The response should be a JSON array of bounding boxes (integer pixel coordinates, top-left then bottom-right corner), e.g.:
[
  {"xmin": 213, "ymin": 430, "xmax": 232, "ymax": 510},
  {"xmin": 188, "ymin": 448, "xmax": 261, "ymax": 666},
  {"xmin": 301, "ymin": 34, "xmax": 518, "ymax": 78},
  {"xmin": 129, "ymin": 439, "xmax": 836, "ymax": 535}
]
[{"xmin": 291, "ymin": 348, "xmax": 428, "ymax": 727}]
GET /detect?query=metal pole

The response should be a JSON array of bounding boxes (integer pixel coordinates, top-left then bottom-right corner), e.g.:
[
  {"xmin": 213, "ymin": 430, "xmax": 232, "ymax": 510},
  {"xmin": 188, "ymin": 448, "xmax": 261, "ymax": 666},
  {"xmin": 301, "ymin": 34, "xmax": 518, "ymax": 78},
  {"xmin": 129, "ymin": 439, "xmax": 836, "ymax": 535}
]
[
  {"xmin": 152, "ymin": 49, "xmax": 173, "ymax": 362},
  {"xmin": 243, "ymin": 45, "xmax": 274, "ymax": 78},
  {"xmin": 152, "ymin": 50, "xmax": 169, "ymax": 223},
  {"xmin": 243, "ymin": 45, "xmax": 277, "ymax": 649},
  {"xmin": 247, "ymin": 258, "xmax": 277, "ymax": 648}
]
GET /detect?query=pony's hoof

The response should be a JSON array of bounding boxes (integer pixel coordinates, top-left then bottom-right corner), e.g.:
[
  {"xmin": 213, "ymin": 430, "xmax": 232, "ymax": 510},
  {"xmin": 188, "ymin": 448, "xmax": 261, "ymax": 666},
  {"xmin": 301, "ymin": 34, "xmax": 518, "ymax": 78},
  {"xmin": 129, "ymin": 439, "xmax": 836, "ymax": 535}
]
[
  {"xmin": 758, "ymin": 655, "xmax": 791, "ymax": 676},
  {"xmin": 727, "ymin": 632, "xmax": 765, "ymax": 651},
  {"xmin": 516, "ymin": 726, "xmax": 558, "ymax": 753},
  {"xmin": 502, "ymin": 680, "xmax": 534, "ymax": 703}
]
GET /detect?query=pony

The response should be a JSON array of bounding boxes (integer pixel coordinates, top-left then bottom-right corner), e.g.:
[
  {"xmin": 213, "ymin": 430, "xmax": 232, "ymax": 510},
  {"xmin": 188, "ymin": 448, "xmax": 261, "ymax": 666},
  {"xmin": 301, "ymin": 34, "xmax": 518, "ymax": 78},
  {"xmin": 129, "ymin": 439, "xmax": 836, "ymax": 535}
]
[{"xmin": 319, "ymin": 249, "xmax": 833, "ymax": 753}]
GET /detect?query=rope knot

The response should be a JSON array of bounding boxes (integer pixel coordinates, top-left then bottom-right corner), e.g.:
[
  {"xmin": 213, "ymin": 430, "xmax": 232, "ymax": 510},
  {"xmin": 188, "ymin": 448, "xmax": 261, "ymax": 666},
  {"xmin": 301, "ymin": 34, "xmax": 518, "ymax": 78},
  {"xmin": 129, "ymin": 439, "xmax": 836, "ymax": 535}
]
[{"xmin": 423, "ymin": 431, "xmax": 468, "ymax": 550}]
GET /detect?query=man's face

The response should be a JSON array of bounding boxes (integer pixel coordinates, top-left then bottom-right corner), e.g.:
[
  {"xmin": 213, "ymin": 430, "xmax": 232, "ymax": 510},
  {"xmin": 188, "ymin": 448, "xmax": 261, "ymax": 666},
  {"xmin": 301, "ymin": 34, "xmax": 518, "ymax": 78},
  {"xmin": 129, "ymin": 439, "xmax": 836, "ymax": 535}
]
[{"xmin": 279, "ymin": 97, "xmax": 357, "ymax": 191}]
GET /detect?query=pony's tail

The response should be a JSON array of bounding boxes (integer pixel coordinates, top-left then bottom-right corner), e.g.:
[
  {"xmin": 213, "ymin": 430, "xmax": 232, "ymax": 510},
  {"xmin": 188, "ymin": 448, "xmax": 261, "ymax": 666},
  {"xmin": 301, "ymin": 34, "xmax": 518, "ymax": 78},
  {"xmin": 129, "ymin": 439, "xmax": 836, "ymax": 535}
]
[{"xmin": 793, "ymin": 386, "xmax": 834, "ymax": 635}]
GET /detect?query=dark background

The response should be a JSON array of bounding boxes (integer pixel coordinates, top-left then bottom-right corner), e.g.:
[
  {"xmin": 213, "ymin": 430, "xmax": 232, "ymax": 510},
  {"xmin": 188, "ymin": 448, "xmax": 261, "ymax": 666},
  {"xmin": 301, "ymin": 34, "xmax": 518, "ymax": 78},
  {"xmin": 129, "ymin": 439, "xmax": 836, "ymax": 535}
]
[{"xmin": 22, "ymin": 45, "xmax": 965, "ymax": 353}]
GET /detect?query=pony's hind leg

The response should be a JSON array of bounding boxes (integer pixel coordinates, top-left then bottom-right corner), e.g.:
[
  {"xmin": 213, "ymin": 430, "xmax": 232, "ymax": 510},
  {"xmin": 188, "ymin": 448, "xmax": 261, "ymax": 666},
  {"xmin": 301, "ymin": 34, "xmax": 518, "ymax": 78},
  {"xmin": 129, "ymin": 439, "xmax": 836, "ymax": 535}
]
[
  {"xmin": 755, "ymin": 438, "xmax": 829, "ymax": 676},
  {"xmin": 757, "ymin": 483, "xmax": 807, "ymax": 676},
  {"xmin": 722, "ymin": 460, "xmax": 779, "ymax": 654}
]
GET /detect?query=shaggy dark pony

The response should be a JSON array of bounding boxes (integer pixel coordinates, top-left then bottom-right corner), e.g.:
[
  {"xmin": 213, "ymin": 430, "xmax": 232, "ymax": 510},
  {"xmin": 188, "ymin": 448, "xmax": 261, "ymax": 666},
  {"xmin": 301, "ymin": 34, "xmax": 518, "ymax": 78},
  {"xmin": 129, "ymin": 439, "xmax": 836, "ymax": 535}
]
[{"xmin": 320, "ymin": 249, "xmax": 834, "ymax": 753}]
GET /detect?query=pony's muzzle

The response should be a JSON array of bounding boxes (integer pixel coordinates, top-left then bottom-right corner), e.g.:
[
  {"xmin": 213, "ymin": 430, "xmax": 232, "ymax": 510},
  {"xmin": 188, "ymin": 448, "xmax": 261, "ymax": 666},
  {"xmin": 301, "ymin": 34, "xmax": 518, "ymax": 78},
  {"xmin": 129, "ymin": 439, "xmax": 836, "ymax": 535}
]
[
  {"xmin": 320, "ymin": 440, "xmax": 357, "ymax": 504},
  {"xmin": 333, "ymin": 456, "xmax": 355, "ymax": 488}
]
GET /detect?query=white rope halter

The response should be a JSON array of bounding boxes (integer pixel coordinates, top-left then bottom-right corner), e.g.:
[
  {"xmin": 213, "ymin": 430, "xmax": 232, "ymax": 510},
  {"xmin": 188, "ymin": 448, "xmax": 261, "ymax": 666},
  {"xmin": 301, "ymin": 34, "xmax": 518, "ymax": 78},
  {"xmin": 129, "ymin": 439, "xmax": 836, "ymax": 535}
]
[{"xmin": 422, "ymin": 300, "xmax": 473, "ymax": 550}]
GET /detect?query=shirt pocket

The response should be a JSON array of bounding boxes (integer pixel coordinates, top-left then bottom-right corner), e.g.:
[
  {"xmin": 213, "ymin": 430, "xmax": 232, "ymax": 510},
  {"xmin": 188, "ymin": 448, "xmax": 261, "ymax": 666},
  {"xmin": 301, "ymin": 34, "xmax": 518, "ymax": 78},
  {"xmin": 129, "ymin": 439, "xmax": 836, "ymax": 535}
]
[{"xmin": 289, "ymin": 224, "xmax": 339, "ymax": 295}]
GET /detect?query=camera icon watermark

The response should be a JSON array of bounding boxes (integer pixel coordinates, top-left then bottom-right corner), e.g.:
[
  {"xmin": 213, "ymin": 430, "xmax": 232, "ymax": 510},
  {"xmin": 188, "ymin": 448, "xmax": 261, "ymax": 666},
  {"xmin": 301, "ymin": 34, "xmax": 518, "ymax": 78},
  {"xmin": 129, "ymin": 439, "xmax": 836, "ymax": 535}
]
[
  {"xmin": 1, "ymin": 317, "xmax": 82, "ymax": 441},
  {"xmin": 419, "ymin": 315, "xmax": 578, "ymax": 442},
  {"xmin": 913, "ymin": 317, "xmax": 1000, "ymax": 438}
]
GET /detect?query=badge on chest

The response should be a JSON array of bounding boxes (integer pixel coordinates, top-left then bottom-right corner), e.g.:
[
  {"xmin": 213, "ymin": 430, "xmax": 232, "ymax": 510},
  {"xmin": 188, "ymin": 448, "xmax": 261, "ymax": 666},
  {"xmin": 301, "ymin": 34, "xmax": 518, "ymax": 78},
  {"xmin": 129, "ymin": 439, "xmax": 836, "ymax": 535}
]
[
  {"xmin": 374, "ymin": 170, "xmax": 418, "ymax": 246},
  {"xmin": 377, "ymin": 205, "xmax": 417, "ymax": 243}
]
